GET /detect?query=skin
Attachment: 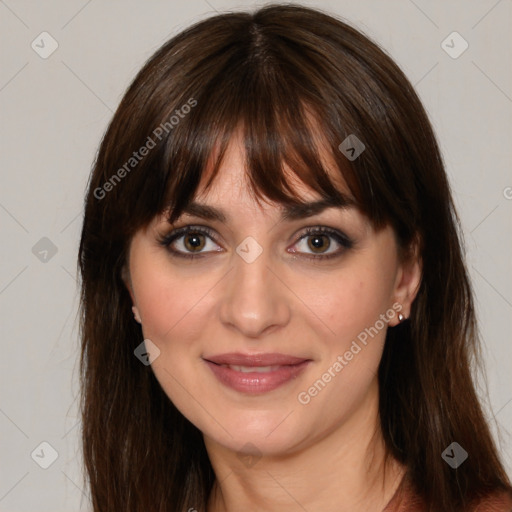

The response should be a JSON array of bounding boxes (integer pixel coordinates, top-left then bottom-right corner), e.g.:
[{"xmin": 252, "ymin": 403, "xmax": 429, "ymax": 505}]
[{"xmin": 124, "ymin": 132, "xmax": 422, "ymax": 512}]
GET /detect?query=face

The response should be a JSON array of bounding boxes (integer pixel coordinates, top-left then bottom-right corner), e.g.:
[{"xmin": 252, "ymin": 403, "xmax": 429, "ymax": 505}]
[{"xmin": 125, "ymin": 132, "xmax": 420, "ymax": 458}]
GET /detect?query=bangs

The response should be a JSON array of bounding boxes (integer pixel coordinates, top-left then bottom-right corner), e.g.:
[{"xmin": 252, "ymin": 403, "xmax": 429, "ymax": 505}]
[
  {"xmin": 164, "ymin": 91, "xmax": 359, "ymax": 223},
  {"xmin": 162, "ymin": 97, "xmax": 360, "ymax": 225},
  {"xmin": 106, "ymin": 9, "xmax": 421, "ymax": 240},
  {"xmin": 153, "ymin": 20, "xmax": 370, "ymax": 226}
]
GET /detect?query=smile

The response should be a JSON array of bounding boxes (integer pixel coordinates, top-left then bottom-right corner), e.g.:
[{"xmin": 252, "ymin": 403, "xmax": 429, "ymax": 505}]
[{"xmin": 203, "ymin": 354, "xmax": 311, "ymax": 394}]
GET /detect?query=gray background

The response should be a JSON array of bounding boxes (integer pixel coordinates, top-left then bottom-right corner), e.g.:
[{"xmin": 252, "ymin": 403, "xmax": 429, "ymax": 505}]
[{"xmin": 0, "ymin": 0, "xmax": 511, "ymax": 510}]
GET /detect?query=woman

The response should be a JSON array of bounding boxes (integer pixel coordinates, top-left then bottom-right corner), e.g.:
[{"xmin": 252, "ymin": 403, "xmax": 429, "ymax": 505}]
[{"xmin": 78, "ymin": 4, "xmax": 512, "ymax": 511}]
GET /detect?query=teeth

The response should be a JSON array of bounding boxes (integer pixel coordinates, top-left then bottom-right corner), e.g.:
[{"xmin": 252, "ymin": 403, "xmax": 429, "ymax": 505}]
[{"xmin": 221, "ymin": 364, "xmax": 281, "ymax": 373}]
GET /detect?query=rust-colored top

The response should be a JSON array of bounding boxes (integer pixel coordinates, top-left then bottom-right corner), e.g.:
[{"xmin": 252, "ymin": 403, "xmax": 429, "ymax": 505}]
[{"xmin": 383, "ymin": 475, "xmax": 512, "ymax": 511}]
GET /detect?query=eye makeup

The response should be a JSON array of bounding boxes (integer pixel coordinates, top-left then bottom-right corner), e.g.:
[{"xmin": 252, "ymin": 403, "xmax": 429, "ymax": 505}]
[{"xmin": 156, "ymin": 224, "xmax": 355, "ymax": 262}]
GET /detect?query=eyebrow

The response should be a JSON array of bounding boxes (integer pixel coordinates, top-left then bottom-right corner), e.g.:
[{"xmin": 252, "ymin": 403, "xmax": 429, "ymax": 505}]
[{"xmin": 171, "ymin": 196, "xmax": 357, "ymax": 224}]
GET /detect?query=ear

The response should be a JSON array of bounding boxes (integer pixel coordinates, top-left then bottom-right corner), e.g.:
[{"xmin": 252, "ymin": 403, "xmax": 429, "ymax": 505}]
[
  {"xmin": 131, "ymin": 306, "xmax": 142, "ymax": 324},
  {"xmin": 121, "ymin": 263, "xmax": 142, "ymax": 324},
  {"xmin": 390, "ymin": 237, "xmax": 422, "ymax": 326},
  {"xmin": 121, "ymin": 263, "xmax": 134, "ymax": 300}
]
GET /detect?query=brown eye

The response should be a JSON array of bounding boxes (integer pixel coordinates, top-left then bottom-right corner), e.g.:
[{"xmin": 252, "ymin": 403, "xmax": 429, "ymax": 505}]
[
  {"xmin": 184, "ymin": 232, "xmax": 206, "ymax": 252},
  {"xmin": 289, "ymin": 226, "xmax": 354, "ymax": 261},
  {"xmin": 307, "ymin": 234, "xmax": 331, "ymax": 253},
  {"xmin": 158, "ymin": 226, "xmax": 223, "ymax": 259}
]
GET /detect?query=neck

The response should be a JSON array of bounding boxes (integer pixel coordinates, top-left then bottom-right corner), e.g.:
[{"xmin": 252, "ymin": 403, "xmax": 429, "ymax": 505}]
[{"xmin": 205, "ymin": 379, "xmax": 405, "ymax": 512}]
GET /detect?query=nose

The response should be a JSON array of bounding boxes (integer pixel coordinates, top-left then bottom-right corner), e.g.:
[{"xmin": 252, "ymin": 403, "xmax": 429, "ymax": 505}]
[{"xmin": 219, "ymin": 250, "xmax": 291, "ymax": 339}]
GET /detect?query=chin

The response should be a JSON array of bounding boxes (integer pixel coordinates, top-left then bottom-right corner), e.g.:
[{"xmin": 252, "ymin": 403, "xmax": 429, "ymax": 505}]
[{"xmin": 201, "ymin": 408, "xmax": 313, "ymax": 458}]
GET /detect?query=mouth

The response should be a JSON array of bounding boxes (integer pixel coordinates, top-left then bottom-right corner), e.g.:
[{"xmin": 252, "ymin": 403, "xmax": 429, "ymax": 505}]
[
  {"xmin": 203, "ymin": 353, "xmax": 311, "ymax": 394},
  {"xmin": 217, "ymin": 364, "xmax": 283, "ymax": 373}
]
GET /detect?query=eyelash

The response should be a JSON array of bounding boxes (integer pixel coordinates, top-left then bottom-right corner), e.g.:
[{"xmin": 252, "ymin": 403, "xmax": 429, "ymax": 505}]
[{"xmin": 156, "ymin": 225, "xmax": 354, "ymax": 261}]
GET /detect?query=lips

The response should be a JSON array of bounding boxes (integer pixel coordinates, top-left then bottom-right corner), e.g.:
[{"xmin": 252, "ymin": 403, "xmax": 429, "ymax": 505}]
[{"xmin": 203, "ymin": 353, "xmax": 311, "ymax": 394}]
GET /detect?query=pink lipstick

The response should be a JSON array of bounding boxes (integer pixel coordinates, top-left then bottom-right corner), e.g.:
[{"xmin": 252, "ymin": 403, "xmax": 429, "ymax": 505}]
[{"xmin": 203, "ymin": 353, "xmax": 311, "ymax": 394}]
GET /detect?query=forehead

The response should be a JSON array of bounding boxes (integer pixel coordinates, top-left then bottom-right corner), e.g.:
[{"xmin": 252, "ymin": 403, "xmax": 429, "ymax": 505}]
[
  {"xmin": 155, "ymin": 136, "xmax": 359, "ymax": 230},
  {"xmin": 195, "ymin": 128, "xmax": 353, "ymax": 208}
]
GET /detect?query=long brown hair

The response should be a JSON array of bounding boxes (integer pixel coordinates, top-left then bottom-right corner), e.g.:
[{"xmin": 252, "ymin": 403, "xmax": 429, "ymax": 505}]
[{"xmin": 78, "ymin": 4, "xmax": 511, "ymax": 511}]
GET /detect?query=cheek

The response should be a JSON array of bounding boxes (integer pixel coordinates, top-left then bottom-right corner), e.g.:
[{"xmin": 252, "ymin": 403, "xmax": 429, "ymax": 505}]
[
  {"xmin": 293, "ymin": 263, "xmax": 396, "ymax": 422},
  {"xmin": 296, "ymin": 258, "xmax": 396, "ymax": 345},
  {"xmin": 129, "ymin": 251, "xmax": 217, "ymax": 420},
  {"xmin": 130, "ymin": 251, "xmax": 218, "ymax": 343},
  {"xmin": 132, "ymin": 267, "xmax": 177, "ymax": 339}
]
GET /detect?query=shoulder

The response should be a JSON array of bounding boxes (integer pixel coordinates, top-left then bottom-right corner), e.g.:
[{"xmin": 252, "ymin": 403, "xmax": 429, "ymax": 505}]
[
  {"xmin": 383, "ymin": 475, "xmax": 427, "ymax": 511},
  {"xmin": 384, "ymin": 476, "xmax": 512, "ymax": 512},
  {"xmin": 470, "ymin": 489, "xmax": 512, "ymax": 511}
]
